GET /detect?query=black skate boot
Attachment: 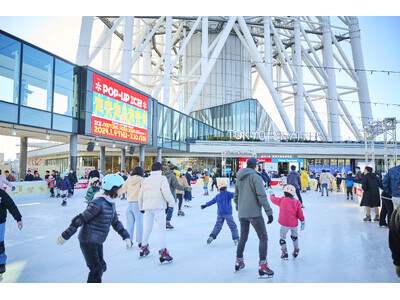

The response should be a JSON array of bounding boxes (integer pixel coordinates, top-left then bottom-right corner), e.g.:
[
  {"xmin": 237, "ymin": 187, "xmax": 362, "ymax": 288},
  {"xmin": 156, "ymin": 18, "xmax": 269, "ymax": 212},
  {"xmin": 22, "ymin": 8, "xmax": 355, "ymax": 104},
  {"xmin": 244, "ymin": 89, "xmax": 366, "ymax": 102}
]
[
  {"xmin": 159, "ymin": 248, "xmax": 173, "ymax": 263},
  {"xmin": 139, "ymin": 244, "xmax": 150, "ymax": 258},
  {"xmin": 235, "ymin": 258, "xmax": 245, "ymax": 272},
  {"xmin": 61, "ymin": 199, "xmax": 67, "ymax": 206},
  {"xmin": 281, "ymin": 250, "xmax": 289, "ymax": 260},
  {"xmin": 0, "ymin": 264, "xmax": 5, "ymax": 274},
  {"xmin": 363, "ymin": 215, "xmax": 371, "ymax": 222},
  {"xmin": 292, "ymin": 248, "xmax": 300, "ymax": 259},
  {"xmin": 258, "ymin": 260, "xmax": 274, "ymax": 278},
  {"xmin": 207, "ymin": 236, "xmax": 214, "ymax": 244},
  {"xmin": 56, "ymin": 194, "xmax": 60, "ymax": 198},
  {"xmin": 166, "ymin": 222, "xmax": 174, "ymax": 230}
]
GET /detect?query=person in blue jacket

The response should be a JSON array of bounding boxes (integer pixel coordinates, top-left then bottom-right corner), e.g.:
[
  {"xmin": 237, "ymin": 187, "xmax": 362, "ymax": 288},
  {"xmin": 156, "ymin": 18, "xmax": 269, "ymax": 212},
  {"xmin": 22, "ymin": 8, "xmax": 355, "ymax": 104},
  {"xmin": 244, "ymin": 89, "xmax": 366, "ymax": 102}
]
[
  {"xmin": 345, "ymin": 171, "xmax": 355, "ymax": 200},
  {"xmin": 201, "ymin": 180, "xmax": 239, "ymax": 245},
  {"xmin": 184, "ymin": 168, "xmax": 198, "ymax": 207},
  {"xmin": 56, "ymin": 171, "xmax": 72, "ymax": 206}
]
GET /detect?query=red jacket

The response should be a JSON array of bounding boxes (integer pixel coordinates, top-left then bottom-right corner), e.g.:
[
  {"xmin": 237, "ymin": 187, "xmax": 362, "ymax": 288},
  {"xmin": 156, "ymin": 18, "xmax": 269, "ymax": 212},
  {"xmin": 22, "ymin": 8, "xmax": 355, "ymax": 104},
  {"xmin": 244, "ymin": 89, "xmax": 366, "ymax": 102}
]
[{"xmin": 270, "ymin": 194, "xmax": 305, "ymax": 227}]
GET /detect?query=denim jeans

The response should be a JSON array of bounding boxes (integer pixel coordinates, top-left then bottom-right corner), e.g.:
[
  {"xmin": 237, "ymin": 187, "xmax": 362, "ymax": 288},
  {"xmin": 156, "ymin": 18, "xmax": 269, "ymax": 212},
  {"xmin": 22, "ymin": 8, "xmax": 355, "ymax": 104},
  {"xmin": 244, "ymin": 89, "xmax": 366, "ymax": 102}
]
[
  {"xmin": 321, "ymin": 184, "xmax": 328, "ymax": 195},
  {"xmin": 0, "ymin": 222, "xmax": 6, "ymax": 264},
  {"xmin": 126, "ymin": 202, "xmax": 143, "ymax": 244},
  {"xmin": 80, "ymin": 242, "xmax": 106, "ymax": 283},
  {"xmin": 209, "ymin": 215, "xmax": 239, "ymax": 240},
  {"xmin": 236, "ymin": 216, "xmax": 268, "ymax": 261},
  {"xmin": 203, "ymin": 182, "xmax": 209, "ymax": 193},
  {"xmin": 165, "ymin": 206, "xmax": 174, "ymax": 222}
]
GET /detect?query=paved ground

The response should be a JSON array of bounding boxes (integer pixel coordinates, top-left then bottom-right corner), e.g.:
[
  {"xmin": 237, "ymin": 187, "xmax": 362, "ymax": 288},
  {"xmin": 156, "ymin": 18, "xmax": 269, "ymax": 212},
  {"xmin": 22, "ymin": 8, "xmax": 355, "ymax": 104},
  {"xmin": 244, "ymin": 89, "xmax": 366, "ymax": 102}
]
[{"xmin": 0, "ymin": 184, "xmax": 398, "ymax": 285}]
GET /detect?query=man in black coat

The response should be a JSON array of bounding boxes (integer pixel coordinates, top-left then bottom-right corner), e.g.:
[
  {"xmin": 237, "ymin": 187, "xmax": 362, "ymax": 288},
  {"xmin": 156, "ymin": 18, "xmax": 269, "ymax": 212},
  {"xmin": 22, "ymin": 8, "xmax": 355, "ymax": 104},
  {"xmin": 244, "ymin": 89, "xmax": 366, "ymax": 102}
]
[
  {"xmin": 389, "ymin": 204, "xmax": 400, "ymax": 278},
  {"xmin": 24, "ymin": 170, "xmax": 34, "ymax": 181},
  {"xmin": 67, "ymin": 170, "xmax": 78, "ymax": 197},
  {"xmin": 0, "ymin": 189, "xmax": 23, "ymax": 274},
  {"xmin": 360, "ymin": 166, "xmax": 382, "ymax": 222}
]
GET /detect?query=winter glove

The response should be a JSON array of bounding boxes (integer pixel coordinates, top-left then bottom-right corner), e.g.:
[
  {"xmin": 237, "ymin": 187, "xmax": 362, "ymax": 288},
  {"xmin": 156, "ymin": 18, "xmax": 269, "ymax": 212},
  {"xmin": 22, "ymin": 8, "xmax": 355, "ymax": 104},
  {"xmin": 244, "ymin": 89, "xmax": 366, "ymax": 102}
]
[
  {"xmin": 11, "ymin": 186, "xmax": 16, "ymax": 191},
  {"xmin": 396, "ymin": 266, "xmax": 400, "ymax": 278},
  {"xmin": 140, "ymin": 210, "xmax": 145, "ymax": 214},
  {"xmin": 185, "ymin": 186, "xmax": 192, "ymax": 192},
  {"xmin": 301, "ymin": 221, "xmax": 305, "ymax": 231},
  {"xmin": 125, "ymin": 239, "xmax": 132, "ymax": 249},
  {"xmin": 201, "ymin": 204, "xmax": 207, "ymax": 209},
  {"xmin": 266, "ymin": 188, "xmax": 274, "ymax": 196},
  {"xmin": 267, "ymin": 214, "xmax": 273, "ymax": 224},
  {"xmin": 56, "ymin": 236, "xmax": 66, "ymax": 245}
]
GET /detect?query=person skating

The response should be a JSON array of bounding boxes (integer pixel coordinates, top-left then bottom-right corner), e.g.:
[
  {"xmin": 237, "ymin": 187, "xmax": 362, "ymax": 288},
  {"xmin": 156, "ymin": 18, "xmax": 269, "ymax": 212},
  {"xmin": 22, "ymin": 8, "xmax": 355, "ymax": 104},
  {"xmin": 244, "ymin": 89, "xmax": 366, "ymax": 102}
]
[
  {"xmin": 287, "ymin": 165, "xmax": 304, "ymax": 207},
  {"xmin": 210, "ymin": 172, "xmax": 218, "ymax": 192},
  {"xmin": 56, "ymin": 174, "xmax": 131, "ymax": 283},
  {"xmin": 0, "ymin": 189, "xmax": 23, "ymax": 275},
  {"xmin": 379, "ymin": 190, "xmax": 393, "ymax": 228},
  {"xmin": 0, "ymin": 170, "xmax": 16, "ymax": 192},
  {"xmin": 315, "ymin": 173, "xmax": 321, "ymax": 192},
  {"xmin": 56, "ymin": 171, "xmax": 72, "ymax": 206},
  {"xmin": 176, "ymin": 170, "xmax": 190, "ymax": 216},
  {"xmin": 85, "ymin": 177, "xmax": 100, "ymax": 204},
  {"xmin": 46, "ymin": 175, "xmax": 56, "ymax": 198},
  {"xmin": 201, "ymin": 181, "xmax": 239, "ymax": 245},
  {"xmin": 67, "ymin": 169, "xmax": 78, "ymax": 197},
  {"xmin": 360, "ymin": 166, "xmax": 382, "ymax": 222},
  {"xmin": 267, "ymin": 185, "xmax": 305, "ymax": 260},
  {"xmin": 336, "ymin": 172, "xmax": 343, "ymax": 193},
  {"xmin": 201, "ymin": 169, "xmax": 210, "ymax": 196},
  {"xmin": 120, "ymin": 167, "xmax": 144, "ymax": 248},
  {"xmin": 164, "ymin": 166, "xmax": 192, "ymax": 229},
  {"xmin": 138, "ymin": 162, "xmax": 175, "ymax": 263},
  {"xmin": 233, "ymin": 157, "xmax": 274, "ymax": 277},
  {"xmin": 319, "ymin": 169, "xmax": 331, "ymax": 196},
  {"xmin": 300, "ymin": 168, "xmax": 308, "ymax": 193},
  {"xmin": 389, "ymin": 202, "xmax": 400, "ymax": 278},
  {"xmin": 184, "ymin": 168, "xmax": 198, "ymax": 207},
  {"xmin": 345, "ymin": 171, "xmax": 354, "ymax": 200}
]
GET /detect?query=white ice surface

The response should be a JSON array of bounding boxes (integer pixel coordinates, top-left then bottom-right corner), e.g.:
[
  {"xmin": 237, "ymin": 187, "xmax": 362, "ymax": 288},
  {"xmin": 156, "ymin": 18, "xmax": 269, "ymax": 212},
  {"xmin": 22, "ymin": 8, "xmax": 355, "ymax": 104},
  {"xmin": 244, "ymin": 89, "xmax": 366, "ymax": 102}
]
[{"xmin": 0, "ymin": 185, "xmax": 399, "ymax": 284}]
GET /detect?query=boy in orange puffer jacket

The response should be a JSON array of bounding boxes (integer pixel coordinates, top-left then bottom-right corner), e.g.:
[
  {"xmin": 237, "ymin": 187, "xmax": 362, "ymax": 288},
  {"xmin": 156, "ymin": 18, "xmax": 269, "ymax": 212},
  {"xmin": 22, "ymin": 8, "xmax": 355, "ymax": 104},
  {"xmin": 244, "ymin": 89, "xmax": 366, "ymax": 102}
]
[{"xmin": 267, "ymin": 185, "xmax": 305, "ymax": 260}]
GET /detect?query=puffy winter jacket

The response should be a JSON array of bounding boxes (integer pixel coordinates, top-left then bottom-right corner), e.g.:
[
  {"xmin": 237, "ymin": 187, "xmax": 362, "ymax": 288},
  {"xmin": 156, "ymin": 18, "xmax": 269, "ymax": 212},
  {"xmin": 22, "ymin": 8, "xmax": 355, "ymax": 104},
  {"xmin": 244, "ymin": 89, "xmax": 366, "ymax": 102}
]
[
  {"xmin": 85, "ymin": 185, "xmax": 100, "ymax": 203},
  {"xmin": 185, "ymin": 173, "xmax": 198, "ymax": 186},
  {"xmin": 233, "ymin": 167, "xmax": 273, "ymax": 218},
  {"xmin": 319, "ymin": 172, "xmax": 331, "ymax": 185},
  {"xmin": 389, "ymin": 205, "xmax": 400, "ymax": 266},
  {"xmin": 0, "ymin": 189, "xmax": 22, "ymax": 224},
  {"xmin": 138, "ymin": 171, "xmax": 175, "ymax": 211},
  {"xmin": 383, "ymin": 165, "xmax": 400, "ymax": 198},
  {"xmin": 61, "ymin": 196, "xmax": 129, "ymax": 244},
  {"xmin": 345, "ymin": 174, "xmax": 354, "ymax": 187},
  {"xmin": 270, "ymin": 194, "xmax": 304, "ymax": 227},
  {"xmin": 205, "ymin": 190, "xmax": 234, "ymax": 215},
  {"xmin": 56, "ymin": 178, "xmax": 72, "ymax": 191},
  {"xmin": 120, "ymin": 175, "xmax": 143, "ymax": 203},
  {"xmin": 164, "ymin": 170, "xmax": 187, "ymax": 199},
  {"xmin": 176, "ymin": 177, "xmax": 189, "ymax": 195},
  {"xmin": 287, "ymin": 171, "xmax": 301, "ymax": 189}
]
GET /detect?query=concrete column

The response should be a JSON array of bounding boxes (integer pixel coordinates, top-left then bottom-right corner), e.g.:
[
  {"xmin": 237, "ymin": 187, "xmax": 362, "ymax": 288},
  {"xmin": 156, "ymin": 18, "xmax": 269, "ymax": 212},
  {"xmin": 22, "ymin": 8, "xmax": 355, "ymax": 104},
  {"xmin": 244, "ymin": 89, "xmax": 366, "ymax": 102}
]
[
  {"xmin": 100, "ymin": 146, "xmax": 106, "ymax": 175},
  {"xmin": 121, "ymin": 148, "xmax": 126, "ymax": 172},
  {"xmin": 157, "ymin": 148, "xmax": 162, "ymax": 163},
  {"xmin": 139, "ymin": 145, "xmax": 145, "ymax": 169},
  {"xmin": 19, "ymin": 136, "xmax": 28, "ymax": 181},
  {"xmin": 69, "ymin": 134, "xmax": 77, "ymax": 171}
]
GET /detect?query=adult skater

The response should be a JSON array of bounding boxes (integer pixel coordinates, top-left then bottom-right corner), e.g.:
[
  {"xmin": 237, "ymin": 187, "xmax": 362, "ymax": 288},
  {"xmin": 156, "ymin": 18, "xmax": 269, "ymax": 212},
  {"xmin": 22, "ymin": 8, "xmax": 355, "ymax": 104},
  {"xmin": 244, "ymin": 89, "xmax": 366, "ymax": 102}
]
[
  {"xmin": 319, "ymin": 169, "xmax": 331, "ymax": 197},
  {"xmin": 389, "ymin": 201, "xmax": 400, "ymax": 277},
  {"xmin": 163, "ymin": 166, "xmax": 191, "ymax": 229},
  {"xmin": 67, "ymin": 169, "xmax": 78, "ymax": 197},
  {"xmin": 233, "ymin": 157, "xmax": 274, "ymax": 277},
  {"xmin": 300, "ymin": 168, "xmax": 308, "ymax": 193},
  {"xmin": 0, "ymin": 189, "xmax": 23, "ymax": 275},
  {"xmin": 184, "ymin": 168, "xmax": 198, "ymax": 207},
  {"xmin": 138, "ymin": 162, "xmax": 175, "ymax": 263},
  {"xmin": 360, "ymin": 166, "xmax": 382, "ymax": 222},
  {"xmin": 210, "ymin": 172, "xmax": 218, "ymax": 192},
  {"xmin": 201, "ymin": 181, "xmax": 239, "ymax": 245},
  {"xmin": 56, "ymin": 174, "xmax": 131, "ymax": 283},
  {"xmin": 0, "ymin": 170, "xmax": 16, "ymax": 191},
  {"xmin": 267, "ymin": 185, "xmax": 305, "ymax": 260},
  {"xmin": 120, "ymin": 166, "xmax": 144, "ymax": 248},
  {"xmin": 176, "ymin": 170, "xmax": 190, "ymax": 216},
  {"xmin": 382, "ymin": 164, "xmax": 400, "ymax": 211},
  {"xmin": 287, "ymin": 165, "xmax": 304, "ymax": 208}
]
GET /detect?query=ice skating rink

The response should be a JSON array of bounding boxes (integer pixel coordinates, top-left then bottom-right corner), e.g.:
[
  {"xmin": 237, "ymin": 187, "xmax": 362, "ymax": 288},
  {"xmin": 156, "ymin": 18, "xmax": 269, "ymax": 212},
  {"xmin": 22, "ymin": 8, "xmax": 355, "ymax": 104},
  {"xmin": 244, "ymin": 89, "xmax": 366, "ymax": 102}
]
[{"xmin": 0, "ymin": 185, "xmax": 398, "ymax": 284}]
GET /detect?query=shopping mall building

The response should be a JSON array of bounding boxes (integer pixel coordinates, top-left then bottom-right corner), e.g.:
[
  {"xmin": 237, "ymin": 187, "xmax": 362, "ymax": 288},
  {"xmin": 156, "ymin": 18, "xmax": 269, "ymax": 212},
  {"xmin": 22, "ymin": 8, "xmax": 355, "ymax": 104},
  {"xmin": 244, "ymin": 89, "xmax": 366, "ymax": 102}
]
[{"xmin": 0, "ymin": 27, "xmax": 398, "ymax": 179}]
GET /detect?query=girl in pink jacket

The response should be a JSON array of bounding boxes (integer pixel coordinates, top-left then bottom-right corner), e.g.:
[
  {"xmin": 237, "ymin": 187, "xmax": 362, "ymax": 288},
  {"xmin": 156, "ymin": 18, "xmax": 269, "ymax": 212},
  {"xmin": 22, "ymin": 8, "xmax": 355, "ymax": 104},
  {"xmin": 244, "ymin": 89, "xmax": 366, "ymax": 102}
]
[{"xmin": 267, "ymin": 185, "xmax": 305, "ymax": 260}]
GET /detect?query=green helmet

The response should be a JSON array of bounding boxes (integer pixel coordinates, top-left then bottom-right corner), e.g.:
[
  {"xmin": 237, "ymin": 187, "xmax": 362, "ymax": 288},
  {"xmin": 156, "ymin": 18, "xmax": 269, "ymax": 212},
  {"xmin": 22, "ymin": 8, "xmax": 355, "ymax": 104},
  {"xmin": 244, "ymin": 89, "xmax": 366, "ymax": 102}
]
[{"xmin": 102, "ymin": 174, "xmax": 125, "ymax": 190}]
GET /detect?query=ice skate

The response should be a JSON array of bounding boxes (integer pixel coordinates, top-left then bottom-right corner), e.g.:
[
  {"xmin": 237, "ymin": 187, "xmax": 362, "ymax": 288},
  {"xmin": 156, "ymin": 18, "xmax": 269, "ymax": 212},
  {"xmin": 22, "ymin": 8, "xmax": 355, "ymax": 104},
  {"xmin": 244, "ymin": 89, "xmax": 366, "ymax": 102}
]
[
  {"xmin": 351, "ymin": 196, "xmax": 353, "ymax": 200},
  {"xmin": 139, "ymin": 244, "xmax": 150, "ymax": 258},
  {"xmin": 234, "ymin": 258, "xmax": 245, "ymax": 272},
  {"xmin": 233, "ymin": 238, "xmax": 239, "ymax": 245},
  {"xmin": 292, "ymin": 248, "xmax": 300, "ymax": 259},
  {"xmin": 281, "ymin": 250, "xmax": 289, "ymax": 260},
  {"xmin": 363, "ymin": 215, "xmax": 371, "ymax": 222},
  {"xmin": 177, "ymin": 210, "xmax": 185, "ymax": 216},
  {"xmin": 56, "ymin": 194, "xmax": 60, "ymax": 198},
  {"xmin": 50, "ymin": 194, "xmax": 55, "ymax": 198},
  {"xmin": 159, "ymin": 248, "xmax": 173, "ymax": 263},
  {"xmin": 207, "ymin": 236, "xmax": 214, "ymax": 244},
  {"xmin": 67, "ymin": 193, "xmax": 72, "ymax": 198},
  {"xmin": 0, "ymin": 264, "xmax": 5, "ymax": 274},
  {"xmin": 258, "ymin": 260, "xmax": 274, "ymax": 278},
  {"xmin": 166, "ymin": 222, "xmax": 174, "ymax": 230},
  {"xmin": 373, "ymin": 215, "xmax": 379, "ymax": 222},
  {"xmin": 346, "ymin": 197, "xmax": 349, "ymax": 200},
  {"xmin": 61, "ymin": 199, "xmax": 67, "ymax": 206}
]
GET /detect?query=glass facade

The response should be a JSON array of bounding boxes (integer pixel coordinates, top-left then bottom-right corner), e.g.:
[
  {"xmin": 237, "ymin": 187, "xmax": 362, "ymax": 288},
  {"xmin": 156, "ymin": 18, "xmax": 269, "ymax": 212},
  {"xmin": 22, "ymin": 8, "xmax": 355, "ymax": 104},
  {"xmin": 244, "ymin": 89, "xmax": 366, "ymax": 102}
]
[
  {"xmin": 306, "ymin": 158, "xmax": 354, "ymax": 174},
  {"xmin": 0, "ymin": 33, "xmax": 20, "ymax": 104},
  {"xmin": 54, "ymin": 59, "xmax": 78, "ymax": 117}
]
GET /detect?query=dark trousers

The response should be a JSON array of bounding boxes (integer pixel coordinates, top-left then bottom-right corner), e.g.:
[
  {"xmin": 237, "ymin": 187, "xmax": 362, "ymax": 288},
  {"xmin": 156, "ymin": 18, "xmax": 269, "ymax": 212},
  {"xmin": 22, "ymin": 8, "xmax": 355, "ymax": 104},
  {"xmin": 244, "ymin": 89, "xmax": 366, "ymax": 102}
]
[
  {"xmin": 50, "ymin": 187, "xmax": 54, "ymax": 195},
  {"xmin": 80, "ymin": 242, "xmax": 106, "ymax": 283},
  {"xmin": 236, "ymin": 216, "xmax": 268, "ymax": 261},
  {"xmin": 346, "ymin": 186, "xmax": 353, "ymax": 198},
  {"xmin": 295, "ymin": 188, "xmax": 303, "ymax": 204},
  {"xmin": 177, "ymin": 194, "xmax": 183, "ymax": 211},
  {"xmin": 315, "ymin": 182, "xmax": 321, "ymax": 191},
  {"xmin": 210, "ymin": 215, "xmax": 239, "ymax": 240},
  {"xmin": 211, "ymin": 181, "xmax": 218, "ymax": 191},
  {"xmin": 380, "ymin": 198, "xmax": 394, "ymax": 226}
]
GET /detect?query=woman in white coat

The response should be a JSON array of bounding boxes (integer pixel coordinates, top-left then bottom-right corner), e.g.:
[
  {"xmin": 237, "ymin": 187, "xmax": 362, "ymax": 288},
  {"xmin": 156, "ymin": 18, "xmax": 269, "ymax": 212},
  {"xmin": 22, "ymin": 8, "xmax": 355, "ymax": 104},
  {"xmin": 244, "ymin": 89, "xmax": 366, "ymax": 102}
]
[
  {"xmin": 120, "ymin": 166, "xmax": 144, "ymax": 248},
  {"xmin": 138, "ymin": 162, "xmax": 175, "ymax": 263}
]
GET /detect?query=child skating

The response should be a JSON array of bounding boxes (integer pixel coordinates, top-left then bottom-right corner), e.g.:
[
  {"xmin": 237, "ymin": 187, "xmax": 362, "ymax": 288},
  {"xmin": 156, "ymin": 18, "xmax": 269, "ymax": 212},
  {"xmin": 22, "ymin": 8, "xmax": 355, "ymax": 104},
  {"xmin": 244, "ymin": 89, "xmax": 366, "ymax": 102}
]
[
  {"xmin": 267, "ymin": 185, "xmax": 305, "ymax": 260},
  {"xmin": 201, "ymin": 181, "xmax": 239, "ymax": 245},
  {"xmin": 56, "ymin": 171, "xmax": 72, "ymax": 206},
  {"xmin": 56, "ymin": 174, "xmax": 131, "ymax": 283},
  {"xmin": 85, "ymin": 177, "xmax": 100, "ymax": 204}
]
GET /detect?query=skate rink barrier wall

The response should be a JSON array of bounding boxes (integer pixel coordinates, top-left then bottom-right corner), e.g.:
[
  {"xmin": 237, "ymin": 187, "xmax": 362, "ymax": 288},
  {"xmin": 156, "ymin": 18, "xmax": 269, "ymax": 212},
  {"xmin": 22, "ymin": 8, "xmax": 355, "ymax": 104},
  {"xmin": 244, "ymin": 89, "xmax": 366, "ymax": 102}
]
[{"xmin": 3, "ymin": 179, "xmax": 89, "ymax": 199}]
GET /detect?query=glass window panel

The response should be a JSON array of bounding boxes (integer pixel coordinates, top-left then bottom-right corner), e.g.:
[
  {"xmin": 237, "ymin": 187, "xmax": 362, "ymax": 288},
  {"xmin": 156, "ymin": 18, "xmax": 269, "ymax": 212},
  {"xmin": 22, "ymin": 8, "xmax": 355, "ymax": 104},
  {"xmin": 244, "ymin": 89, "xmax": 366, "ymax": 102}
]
[
  {"xmin": 163, "ymin": 107, "xmax": 172, "ymax": 139},
  {"xmin": 157, "ymin": 105, "xmax": 164, "ymax": 138},
  {"xmin": 193, "ymin": 120, "xmax": 198, "ymax": 140},
  {"xmin": 20, "ymin": 106, "xmax": 51, "ymax": 128},
  {"xmin": 172, "ymin": 110, "xmax": 179, "ymax": 141},
  {"xmin": 0, "ymin": 33, "xmax": 20, "ymax": 104},
  {"xmin": 54, "ymin": 59, "xmax": 78, "ymax": 117},
  {"xmin": 21, "ymin": 45, "xmax": 53, "ymax": 111},
  {"xmin": 52, "ymin": 114, "xmax": 73, "ymax": 132},
  {"xmin": 0, "ymin": 102, "xmax": 18, "ymax": 123},
  {"xmin": 199, "ymin": 122, "xmax": 204, "ymax": 140}
]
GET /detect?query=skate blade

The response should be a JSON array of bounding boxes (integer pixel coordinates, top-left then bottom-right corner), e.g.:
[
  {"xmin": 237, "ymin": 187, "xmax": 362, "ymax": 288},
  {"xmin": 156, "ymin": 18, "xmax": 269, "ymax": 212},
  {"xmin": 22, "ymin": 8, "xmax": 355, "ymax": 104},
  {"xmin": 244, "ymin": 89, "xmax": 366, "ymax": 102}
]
[
  {"xmin": 281, "ymin": 257, "xmax": 289, "ymax": 260},
  {"xmin": 258, "ymin": 275, "xmax": 274, "ymax": 279},
  {"xmin": 160, "ymin": 260, "xmax": 173, "ymax": 264}
]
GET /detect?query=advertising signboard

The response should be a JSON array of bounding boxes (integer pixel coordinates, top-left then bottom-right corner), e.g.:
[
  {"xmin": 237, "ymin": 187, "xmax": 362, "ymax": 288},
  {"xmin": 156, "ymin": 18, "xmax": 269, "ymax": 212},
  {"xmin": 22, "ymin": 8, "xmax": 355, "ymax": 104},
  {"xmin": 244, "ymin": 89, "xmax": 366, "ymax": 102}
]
[{"xmin": 91, "ymin": 73, "xmax": 149, "ymax": 144}]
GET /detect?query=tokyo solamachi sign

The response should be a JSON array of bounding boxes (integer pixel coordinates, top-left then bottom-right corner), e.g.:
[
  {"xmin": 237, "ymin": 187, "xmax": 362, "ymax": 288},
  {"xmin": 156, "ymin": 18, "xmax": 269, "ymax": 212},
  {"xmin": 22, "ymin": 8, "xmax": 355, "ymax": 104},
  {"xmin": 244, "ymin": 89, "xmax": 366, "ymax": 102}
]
[{"xmin": 227, "ymin": 130, "xmax": 323, "ymax": 142}]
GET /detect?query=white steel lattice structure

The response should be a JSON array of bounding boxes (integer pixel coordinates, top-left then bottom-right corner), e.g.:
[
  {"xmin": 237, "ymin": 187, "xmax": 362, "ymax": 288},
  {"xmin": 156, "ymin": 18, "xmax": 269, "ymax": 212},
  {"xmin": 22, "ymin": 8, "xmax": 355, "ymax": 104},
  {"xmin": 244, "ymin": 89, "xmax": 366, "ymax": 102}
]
[{"xmin": 76, "ymin": 16, "xmax": 373, "ymax": 142}]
